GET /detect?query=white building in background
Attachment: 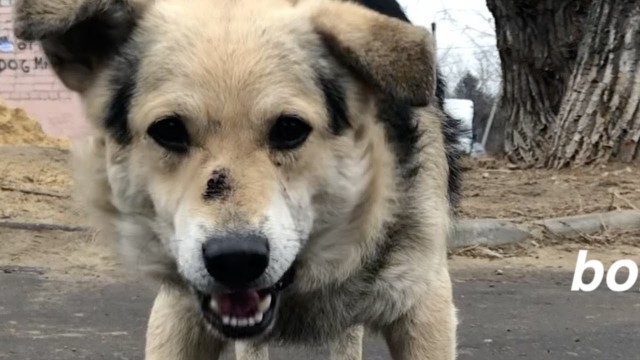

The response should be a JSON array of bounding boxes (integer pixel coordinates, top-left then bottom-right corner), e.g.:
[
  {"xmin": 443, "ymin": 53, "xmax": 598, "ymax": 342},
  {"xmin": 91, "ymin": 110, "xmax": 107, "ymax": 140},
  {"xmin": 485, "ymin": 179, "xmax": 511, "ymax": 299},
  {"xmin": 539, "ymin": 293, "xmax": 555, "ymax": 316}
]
[{"xmin": 443, "ymin": 99, "xmax": 474, "ymax": 153}]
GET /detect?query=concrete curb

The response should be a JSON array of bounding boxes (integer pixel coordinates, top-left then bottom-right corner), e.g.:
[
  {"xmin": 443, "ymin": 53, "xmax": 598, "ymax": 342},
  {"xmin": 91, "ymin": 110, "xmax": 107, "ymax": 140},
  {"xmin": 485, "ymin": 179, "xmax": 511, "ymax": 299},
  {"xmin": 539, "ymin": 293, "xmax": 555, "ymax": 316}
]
[
  {"xmin": 537, "ymin": 210, "xmax": 640, "ymax": 237},
  {"xmin": 450, "ymin": 210, "xmax": 640, "ymax": 249},
  {"xmin": 451, "ymin": 219, "xmax": 532, "ymax": 248}
]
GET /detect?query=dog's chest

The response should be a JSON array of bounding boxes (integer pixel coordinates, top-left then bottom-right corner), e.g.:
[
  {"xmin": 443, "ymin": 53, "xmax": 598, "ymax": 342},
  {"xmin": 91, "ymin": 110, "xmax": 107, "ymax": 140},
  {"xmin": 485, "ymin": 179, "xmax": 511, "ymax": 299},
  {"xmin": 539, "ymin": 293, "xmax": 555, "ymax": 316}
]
[
  {"xmin": 266, "ymin": 273, "xmax": 395, "ymax": 344},
  {"xmin": 269, "ymin": 289, "xmax": 358, "ymax": 343}
]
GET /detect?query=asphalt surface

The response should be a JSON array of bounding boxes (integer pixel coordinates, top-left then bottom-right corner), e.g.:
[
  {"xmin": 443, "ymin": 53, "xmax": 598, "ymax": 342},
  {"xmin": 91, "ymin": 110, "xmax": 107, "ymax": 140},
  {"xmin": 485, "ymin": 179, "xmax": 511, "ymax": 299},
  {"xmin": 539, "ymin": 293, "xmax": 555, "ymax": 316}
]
[{"xmin": 1, "ymin": 268, "xmax": 639, "ymax": 360}]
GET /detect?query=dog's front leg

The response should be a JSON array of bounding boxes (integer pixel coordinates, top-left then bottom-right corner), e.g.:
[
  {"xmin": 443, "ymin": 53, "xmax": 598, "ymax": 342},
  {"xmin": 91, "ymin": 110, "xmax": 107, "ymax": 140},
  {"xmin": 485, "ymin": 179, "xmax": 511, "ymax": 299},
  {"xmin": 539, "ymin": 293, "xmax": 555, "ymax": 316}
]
[
  {"xmin": 382, "ymin": 277, "xmax": 457, "ymax": 360},
  {"xmin": 329, "ymin": 325, "xmax": 364, "ymax": 360},
  {"xmin": 235, "ymin": 342, "xmax": 269, "ymax": 360},
  {"xmin": 146, "ymin": 284, "xmax": 226, "ymax": 360}
]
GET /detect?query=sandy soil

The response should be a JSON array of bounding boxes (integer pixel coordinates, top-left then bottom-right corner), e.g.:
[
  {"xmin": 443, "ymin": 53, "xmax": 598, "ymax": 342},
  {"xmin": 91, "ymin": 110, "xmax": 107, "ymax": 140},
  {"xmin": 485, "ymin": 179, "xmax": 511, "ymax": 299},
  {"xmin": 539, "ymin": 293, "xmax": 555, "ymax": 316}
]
[
  {"xmin": 0, "ymin": 146, "xmax": 77, "ymax": 224},
  {"xmin": 0, "ymin": 145, "xmax": 117, "ymax": 280},
  {"xmin": 0, "ymin": 100, "xmax": 70, "ymax": 149},
  {"xmin": 459, "ymin": 156, "xmax": 640, "ymax": 221}
]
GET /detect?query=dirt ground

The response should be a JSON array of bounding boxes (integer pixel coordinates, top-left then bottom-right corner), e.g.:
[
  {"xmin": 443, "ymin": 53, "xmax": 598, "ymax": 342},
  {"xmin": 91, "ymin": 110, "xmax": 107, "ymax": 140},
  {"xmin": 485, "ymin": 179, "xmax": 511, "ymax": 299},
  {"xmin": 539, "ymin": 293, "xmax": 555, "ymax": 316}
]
[
  {"xmin": 459, "ymin": 156, "xmax": 640, "ymax": 221},
  {"xmin": 0, "ymin": 147, "xmax": 120, "ymax": 280}
]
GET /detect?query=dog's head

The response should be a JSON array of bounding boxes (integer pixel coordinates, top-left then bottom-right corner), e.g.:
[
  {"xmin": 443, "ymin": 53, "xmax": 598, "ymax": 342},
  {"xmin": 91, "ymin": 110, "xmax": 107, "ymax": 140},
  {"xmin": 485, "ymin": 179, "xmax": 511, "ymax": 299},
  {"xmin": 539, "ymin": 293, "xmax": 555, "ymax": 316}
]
[{"xmin": 15, "ymin": 0, "xmax": 436, "ymax": 339}]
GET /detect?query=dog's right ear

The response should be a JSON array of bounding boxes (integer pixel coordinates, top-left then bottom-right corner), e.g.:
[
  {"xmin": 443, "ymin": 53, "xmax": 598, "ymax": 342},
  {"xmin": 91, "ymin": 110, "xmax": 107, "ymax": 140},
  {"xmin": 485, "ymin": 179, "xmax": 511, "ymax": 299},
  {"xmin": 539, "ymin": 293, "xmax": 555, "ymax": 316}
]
[
  {"xmin": 308, "ymin": 1, "xmax": 436, "ymax": 107},
  {"xmin": 13, "ymin": 0, "xmax": 148, "ymax": 92}
]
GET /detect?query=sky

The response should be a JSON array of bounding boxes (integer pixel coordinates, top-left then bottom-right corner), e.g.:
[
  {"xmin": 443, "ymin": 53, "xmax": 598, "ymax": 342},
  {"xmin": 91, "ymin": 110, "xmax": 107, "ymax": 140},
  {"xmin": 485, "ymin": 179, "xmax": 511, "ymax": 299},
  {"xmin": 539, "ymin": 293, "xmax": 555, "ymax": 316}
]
[{"xmin": 397, "ymin": 0, "xmax": 500, "ymax": 94}]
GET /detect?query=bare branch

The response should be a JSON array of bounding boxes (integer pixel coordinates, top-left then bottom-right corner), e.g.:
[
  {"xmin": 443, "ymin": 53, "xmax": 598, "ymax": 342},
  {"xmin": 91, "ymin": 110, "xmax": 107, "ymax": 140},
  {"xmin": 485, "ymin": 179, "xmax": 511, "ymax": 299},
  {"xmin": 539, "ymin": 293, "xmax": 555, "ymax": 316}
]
[
  {"xmin": 0, "ymin": 221, "xmax": 88, "ymax": 232},
  {"xmin": 1, "ymin": 185, "xmax": 70, "ymax": 199}
]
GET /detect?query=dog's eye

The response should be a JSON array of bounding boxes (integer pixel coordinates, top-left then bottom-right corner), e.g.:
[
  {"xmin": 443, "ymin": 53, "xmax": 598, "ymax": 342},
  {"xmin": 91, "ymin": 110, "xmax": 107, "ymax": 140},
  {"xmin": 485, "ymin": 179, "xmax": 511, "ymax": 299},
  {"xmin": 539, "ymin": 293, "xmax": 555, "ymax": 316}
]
[
  {"xmin": 269, "ymin": 115, "xmax": 312, "ymax": 150},
  {"xmin": 147, "ymin": 116, "xmax": 190, "ymax": 153}
]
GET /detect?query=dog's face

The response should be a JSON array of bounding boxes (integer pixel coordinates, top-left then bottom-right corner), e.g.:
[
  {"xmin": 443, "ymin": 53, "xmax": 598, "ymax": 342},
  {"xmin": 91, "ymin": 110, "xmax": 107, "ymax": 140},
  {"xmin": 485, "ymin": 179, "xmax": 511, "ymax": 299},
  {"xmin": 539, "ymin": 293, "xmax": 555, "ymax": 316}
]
[{"xmin": 15, "ymin": 0, "xmax": 436, "ymax": 339}]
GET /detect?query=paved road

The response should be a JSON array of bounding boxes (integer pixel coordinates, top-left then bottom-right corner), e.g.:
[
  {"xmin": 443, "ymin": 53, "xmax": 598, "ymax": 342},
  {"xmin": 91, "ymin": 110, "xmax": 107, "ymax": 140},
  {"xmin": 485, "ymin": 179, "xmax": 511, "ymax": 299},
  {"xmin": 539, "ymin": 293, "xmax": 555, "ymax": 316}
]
[{"xmin": 1, "ymin": 268, "xmax": 638, "ymax": 360}]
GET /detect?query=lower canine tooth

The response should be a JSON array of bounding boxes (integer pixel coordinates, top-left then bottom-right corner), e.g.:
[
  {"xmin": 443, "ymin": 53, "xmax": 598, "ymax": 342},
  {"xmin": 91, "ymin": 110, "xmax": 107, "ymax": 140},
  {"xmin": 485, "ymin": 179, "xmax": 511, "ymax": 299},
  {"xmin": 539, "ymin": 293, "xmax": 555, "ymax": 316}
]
[
  {"xmin": 255, "ymin": 313, "xmax": 264, "ymax": 323},
  {"xmin": 222, "ymin": 316, "xmax": 230, "ymax": 325},
  {"xmin": 209, "ymin": 299, "xmax": 219, "ymax": 313},
  {"xmin": 258, "ymin": 295, "xmax": 272, "ymax": 312}
]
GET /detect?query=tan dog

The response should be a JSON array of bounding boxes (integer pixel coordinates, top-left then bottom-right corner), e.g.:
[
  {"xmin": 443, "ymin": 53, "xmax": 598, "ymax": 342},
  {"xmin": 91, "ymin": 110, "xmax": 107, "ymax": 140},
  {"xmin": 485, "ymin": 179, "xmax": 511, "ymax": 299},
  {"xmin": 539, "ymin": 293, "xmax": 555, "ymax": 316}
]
[{"xmin": 14, "ymin": 0, "xmax": 460, "ymax": 359}]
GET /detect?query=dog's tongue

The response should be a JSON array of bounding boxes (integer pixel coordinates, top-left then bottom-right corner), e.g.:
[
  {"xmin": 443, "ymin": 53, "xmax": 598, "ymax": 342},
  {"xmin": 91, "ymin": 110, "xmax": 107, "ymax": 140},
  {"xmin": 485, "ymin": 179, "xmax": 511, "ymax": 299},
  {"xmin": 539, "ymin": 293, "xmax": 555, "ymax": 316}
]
[{"xmin": 216, "ymin": 290, "xmax": 260, "ymax": 317}]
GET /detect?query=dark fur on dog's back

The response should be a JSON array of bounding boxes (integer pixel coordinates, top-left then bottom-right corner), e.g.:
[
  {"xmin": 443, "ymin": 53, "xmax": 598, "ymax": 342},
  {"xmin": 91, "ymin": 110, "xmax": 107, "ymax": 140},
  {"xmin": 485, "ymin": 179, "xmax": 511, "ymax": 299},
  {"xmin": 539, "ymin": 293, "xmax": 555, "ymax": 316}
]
[{"xmin": 352, "ymin": 0, "xmax": 410, "ymax": 22}]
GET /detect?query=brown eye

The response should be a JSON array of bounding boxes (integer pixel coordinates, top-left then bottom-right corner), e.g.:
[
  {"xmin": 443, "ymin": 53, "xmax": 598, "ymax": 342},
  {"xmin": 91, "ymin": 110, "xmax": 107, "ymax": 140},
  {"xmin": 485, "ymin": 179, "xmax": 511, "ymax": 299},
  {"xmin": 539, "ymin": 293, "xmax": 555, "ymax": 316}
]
[
  {"xmin": 268, "ymin": 115, "xmax": 312, "ymax": 150},
  {"xmin": 147, "ymin": 116, "xmax": 190, "ymax": 153}
]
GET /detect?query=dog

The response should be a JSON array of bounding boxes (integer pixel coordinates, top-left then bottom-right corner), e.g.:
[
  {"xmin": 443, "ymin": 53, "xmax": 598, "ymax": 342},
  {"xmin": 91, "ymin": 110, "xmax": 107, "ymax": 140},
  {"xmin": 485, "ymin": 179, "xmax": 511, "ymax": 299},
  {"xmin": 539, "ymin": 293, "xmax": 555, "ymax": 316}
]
[{"xmin": 14, "ymin": 0, "xmax": 461, "ymax": 358}]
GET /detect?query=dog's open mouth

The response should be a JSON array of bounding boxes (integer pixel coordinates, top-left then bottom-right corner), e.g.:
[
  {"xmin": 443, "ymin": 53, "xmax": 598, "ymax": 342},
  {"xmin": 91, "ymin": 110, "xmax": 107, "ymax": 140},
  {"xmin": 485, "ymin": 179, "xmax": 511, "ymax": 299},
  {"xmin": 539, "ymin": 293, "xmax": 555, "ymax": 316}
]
[{"xmin": 199, "ymin": 264, "xmax": 296, "ymax": 339}]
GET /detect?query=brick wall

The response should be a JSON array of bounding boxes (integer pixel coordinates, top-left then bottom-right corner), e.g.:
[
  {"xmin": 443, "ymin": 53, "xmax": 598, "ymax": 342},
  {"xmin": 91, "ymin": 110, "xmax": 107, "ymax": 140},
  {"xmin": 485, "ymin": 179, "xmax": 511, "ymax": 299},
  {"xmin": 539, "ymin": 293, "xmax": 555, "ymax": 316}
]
[{"xmin": 0, "ymin": 0, "xmax": 87, "ymax": 138}]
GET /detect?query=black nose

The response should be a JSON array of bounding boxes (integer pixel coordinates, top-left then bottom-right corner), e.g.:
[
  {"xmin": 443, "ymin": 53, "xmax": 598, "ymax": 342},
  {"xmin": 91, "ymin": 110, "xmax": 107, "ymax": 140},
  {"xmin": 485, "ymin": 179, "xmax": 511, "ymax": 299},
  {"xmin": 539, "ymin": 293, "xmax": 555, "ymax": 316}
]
[{"xmin": 202, "ymin": 233, "xmax": 270, "ymax": 288}]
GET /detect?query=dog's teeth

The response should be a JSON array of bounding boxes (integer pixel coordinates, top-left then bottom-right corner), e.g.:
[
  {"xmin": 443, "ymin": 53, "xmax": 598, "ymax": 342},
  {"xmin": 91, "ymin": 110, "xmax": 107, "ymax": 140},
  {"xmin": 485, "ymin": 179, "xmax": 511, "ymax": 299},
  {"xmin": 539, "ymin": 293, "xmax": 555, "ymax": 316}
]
[
  {"xmin": 209, "ymin": 298, "xmax": 219, "ymax": 313},
  {"xmin": 258, "ymin": 294, "xmax": 272, "ymax": 312},
  {"xmin": 218, "ymin": 296, "xmax": 270, "ymax": 328}
]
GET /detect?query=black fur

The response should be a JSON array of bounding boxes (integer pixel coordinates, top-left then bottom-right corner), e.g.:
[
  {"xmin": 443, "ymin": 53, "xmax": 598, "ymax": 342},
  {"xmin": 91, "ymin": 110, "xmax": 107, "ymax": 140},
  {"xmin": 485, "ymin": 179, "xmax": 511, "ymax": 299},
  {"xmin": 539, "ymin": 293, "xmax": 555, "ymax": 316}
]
[
  {"xmin": 375, "ymin": 97, "xmax": 418, "ymax": 169},
  {"xmin": 104, "ymin": 52, "xmax": 138, "ymax": 145},
  {"xmin": 352, "ymin": 0, "xmax": 410, "ymax": 22},
  {"xmin": 436, "ymin": 75, "xmax": 463, "ymax": 207},
  {"xmin": 52, "ymin": 8, "xmax": 136, "ymax": 66},
  {"xmin": 316, "ymin": 73, "xmax": 350, "ymax": 135}
]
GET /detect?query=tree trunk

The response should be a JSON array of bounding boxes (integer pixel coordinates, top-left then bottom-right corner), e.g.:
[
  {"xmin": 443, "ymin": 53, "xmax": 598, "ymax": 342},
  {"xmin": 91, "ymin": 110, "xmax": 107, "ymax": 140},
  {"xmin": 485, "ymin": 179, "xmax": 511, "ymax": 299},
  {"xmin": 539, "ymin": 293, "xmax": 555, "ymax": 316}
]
[
  {"xmin": 547, "ymin": 0, "xmax": 640, "ymax": 168},
  {"xmin": 487, "ymin": 0, "xmax": 591, "ymax": 166}
]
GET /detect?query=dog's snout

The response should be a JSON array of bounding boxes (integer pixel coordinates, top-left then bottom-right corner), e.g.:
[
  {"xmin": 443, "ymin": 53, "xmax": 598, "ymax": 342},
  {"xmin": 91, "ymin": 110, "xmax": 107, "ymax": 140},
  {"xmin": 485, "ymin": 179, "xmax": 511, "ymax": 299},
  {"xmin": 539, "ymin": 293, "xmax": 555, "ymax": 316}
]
[{"xmin": 202, "ymin": 233, "xmax": 270, "ymax": 288}]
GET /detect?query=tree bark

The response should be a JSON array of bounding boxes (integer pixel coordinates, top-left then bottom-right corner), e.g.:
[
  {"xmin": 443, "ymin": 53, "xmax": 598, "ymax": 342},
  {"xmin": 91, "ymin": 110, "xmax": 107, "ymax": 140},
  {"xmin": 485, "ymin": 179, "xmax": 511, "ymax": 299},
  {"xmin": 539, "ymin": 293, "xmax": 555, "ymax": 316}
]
[
  {"xmin": 547, "ymin": 0, "xmax": 640, "ymax": 168},
  {"xmin": 487, "ymin": 0, "xmax": 591, "ymax": 166}
]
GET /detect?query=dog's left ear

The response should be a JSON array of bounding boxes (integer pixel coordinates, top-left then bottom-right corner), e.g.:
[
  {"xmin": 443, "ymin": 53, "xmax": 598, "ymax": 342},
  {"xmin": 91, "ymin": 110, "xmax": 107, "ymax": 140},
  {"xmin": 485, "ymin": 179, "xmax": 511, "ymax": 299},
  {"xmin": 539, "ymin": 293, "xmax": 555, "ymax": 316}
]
[{"xmin": 311, "ymin": 1, "xmax": 436, "ymax": 106}]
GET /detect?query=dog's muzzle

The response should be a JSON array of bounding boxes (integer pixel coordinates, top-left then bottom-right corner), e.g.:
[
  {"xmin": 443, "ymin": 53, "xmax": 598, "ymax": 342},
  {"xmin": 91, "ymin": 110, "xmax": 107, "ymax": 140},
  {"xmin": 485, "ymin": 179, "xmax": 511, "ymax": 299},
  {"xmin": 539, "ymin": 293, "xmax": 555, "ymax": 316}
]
[
  {"xmin": 198, "ymin": 263, "xmax": 296, "ymax": 338},
  {"xmin": 197, "ymin": 232, "xmax": 296, "ymax": 338}
]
